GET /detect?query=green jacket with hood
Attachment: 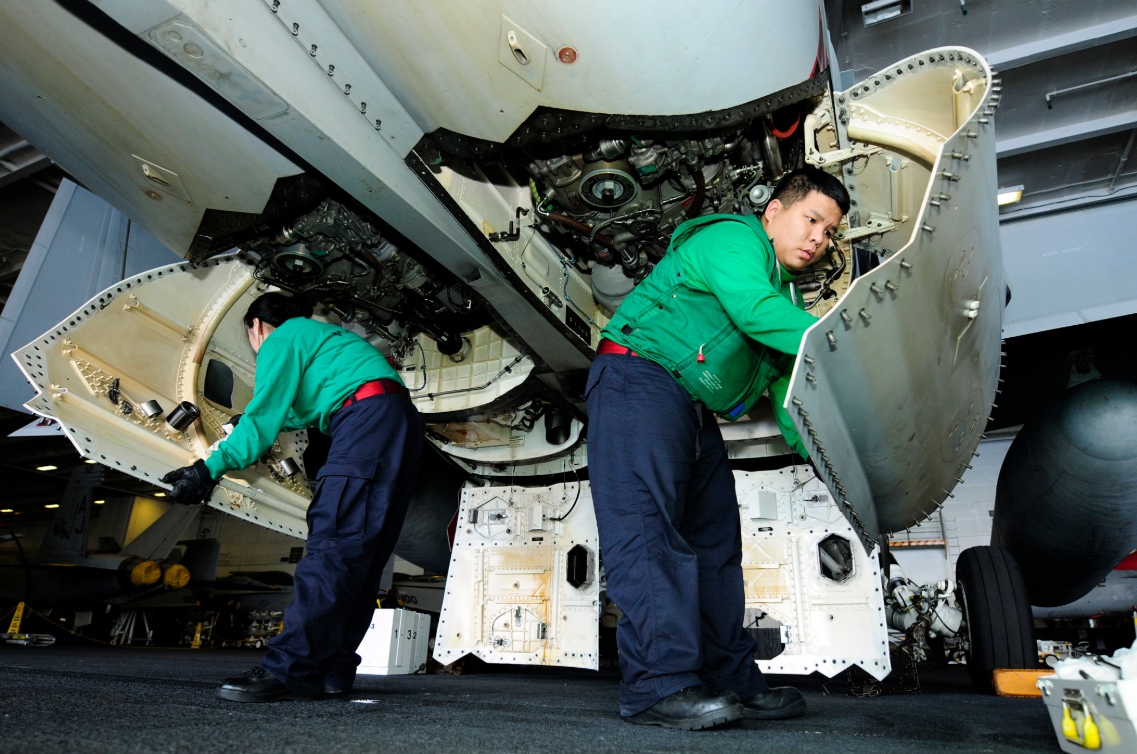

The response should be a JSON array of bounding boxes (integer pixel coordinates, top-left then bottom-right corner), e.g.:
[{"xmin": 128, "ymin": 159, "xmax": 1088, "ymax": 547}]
[{"xmin": 601, "ymin": 213, "xmax": 817, "ymax": 458}]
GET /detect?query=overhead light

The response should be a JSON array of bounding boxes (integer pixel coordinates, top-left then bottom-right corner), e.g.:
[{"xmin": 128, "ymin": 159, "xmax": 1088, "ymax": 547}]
[
  {"xmin": 0, "ymin": 509, "xmax": 12, "ymax": 513},
  {"xmin": 84, "ymin": 459, "xmax": 97, "ymax": 464},
  {"xmin": 45, "ymin": 503, "xmax": 60, "ymax": 509},
  {"xmin": 37, "ymin": 465, "xmax": 58, "ymax": 471},
  {"xmin": 93, "ymin": 500, "xmax": 105, "ymax": 505},
  {"xmin": 997, "ymin": 185, "xmax": 1024, "ymax": 206},
  {"xmin": 154, "ymin": 492, "xmax": 166, "ymax": 497}
]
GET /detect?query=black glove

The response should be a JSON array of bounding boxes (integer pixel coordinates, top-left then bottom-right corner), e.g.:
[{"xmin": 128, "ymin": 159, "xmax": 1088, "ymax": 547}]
[{"xmin": 159, "ymin": 459, "xmax": 217, "ymax": 506}]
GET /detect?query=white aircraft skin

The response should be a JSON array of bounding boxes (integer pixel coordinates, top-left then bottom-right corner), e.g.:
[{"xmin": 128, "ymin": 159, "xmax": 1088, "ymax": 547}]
[{"xmin": 1, "ymin": 1, "xmax": 1007, "ymax": 678}]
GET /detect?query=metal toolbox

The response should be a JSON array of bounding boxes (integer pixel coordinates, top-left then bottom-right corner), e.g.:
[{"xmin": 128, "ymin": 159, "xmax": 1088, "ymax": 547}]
[{"xmin": 1038, "ymin": 675, "xmax": 1137, "ymax": 752}]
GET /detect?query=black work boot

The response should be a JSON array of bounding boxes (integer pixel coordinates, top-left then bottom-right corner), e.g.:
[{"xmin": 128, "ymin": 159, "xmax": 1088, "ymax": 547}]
[
  {"xmin": 217, "ymin": 667, "xmax": 319, "ymax": 703},
  {"xmin": 323, "ymin": 677, "xmax": 352, "ymax": 696},
  {"xmin": 623, "ymin": 686, "xmax": 743, "ymax": 730},
  {"xmin": 740, "ymin": 686, "xmax": 806, "ymax": 719}
]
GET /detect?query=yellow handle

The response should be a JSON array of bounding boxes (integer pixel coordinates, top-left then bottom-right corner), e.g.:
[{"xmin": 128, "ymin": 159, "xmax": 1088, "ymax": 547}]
[{"xmin": 1062, "ymin": 703, "xmax": 1101, "ymax": 750}]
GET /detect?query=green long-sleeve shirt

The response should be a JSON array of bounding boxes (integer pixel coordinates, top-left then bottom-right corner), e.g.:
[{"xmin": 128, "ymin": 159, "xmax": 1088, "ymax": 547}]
[
  {"xmin": 204, "ymin": 317, "xmax": 402, "ymax": 480},
  {"xmin": 603, "ymin": 215, "xmax": 816, "ymax": 457},
  {"xmin": 675, "ymin": 220, "xmax": 818, "ymax": 355},
  {"xmin": 685, "ymin": 229, "xmax": 813, "ymax": 457}
]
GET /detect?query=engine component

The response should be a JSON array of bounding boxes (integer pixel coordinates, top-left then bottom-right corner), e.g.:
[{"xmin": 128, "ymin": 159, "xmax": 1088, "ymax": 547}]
[
  {"xmin": 747, "ymin": 183, "xmax": 772, "ymax": 207},
  {"xmin": 579, "ymin": 165, "xmax": 638, "ymax": 209},
  {"xmin": 271, "ymin": 243, "xmax": 325, "ymax": 278},
  {"xmin": 278, "ymin": 457, "xmax": 300, "ymax": 477},
  {"xmin": 139, "ymin": 400, "xmax": 163, "ymax": 419},
  {"xmin": 590, "ymin": 263, "xmax": 636, "ymax": 313},
  {"xmin": 520, "ymin": 102, "xmax": 814, "ymax": 287},
  {"xmin": 166, "ymin": 401, "xmax": 200, "ymax": 432},
  {"xmin": 759, "ymin": 117, "xmax": 786, "ymax": 178},
  {"xmin": 247, "ymin": 199, "xmax": 485, "ymax": 365},
  {"xmin": 545, "ymin": 407, "xmax": 572, "ymax": 446}
]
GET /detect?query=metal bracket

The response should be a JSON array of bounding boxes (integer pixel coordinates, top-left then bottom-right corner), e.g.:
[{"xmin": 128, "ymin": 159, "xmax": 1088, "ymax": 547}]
[
  {"xmin": 812, "ymin": 143, "xmax": 884, "ymax": 167},
  {"xmin": 488, "ymin": 206, "xmax": 530, "ymax": 243},
  {"xmin": 836, "ymin": 214, "xmax": 897, "ymax": 242}
]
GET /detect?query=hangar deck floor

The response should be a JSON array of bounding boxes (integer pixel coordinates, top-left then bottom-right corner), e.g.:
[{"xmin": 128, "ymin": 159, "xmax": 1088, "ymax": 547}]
[{"xmin": 1, "ymin": 647, "xmax": 1058, "ymax": 753}]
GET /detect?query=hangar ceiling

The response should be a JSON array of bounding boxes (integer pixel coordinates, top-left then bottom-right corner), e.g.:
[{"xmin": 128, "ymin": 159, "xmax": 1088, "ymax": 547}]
[
  {"xmin": 826, "ymin": 0, "xmax": 1137, "ymax": 217},
  {"xmin": 0, "ymin": 123, "xmax": 63, "ymax": 306}
]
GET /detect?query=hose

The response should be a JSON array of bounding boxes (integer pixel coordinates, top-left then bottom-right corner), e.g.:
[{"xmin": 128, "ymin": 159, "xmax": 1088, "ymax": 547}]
[
  {"xmin": 547, "ymin": 212, "xmax": 614, "ymax": 247},
  {"xmin": 685, "ymin": 168, "xmax": 706, "ymax": 219},
  {"xmin": 771, "ymin": 107, "xmax": 801, "ymax": 139}
]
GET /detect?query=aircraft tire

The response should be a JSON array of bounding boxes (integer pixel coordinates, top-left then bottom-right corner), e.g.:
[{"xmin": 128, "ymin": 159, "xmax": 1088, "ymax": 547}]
[{"xmin": 956, "ymin": 546, "xmax": 1037, "ymax": 692}]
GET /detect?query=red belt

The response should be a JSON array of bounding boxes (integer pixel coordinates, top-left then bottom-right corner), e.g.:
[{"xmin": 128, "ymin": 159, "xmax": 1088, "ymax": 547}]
[
  {"xmin": 597, "ymin": 339, "xmax": 641, "ymax": 357},
  {"xmin": 341, "ymin": 378, "xmax": 408, "ymax": 409}
]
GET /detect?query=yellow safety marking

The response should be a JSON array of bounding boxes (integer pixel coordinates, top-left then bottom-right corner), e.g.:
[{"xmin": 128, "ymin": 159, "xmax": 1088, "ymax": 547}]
[
  {"xmin": 191, "ymin": 622, "xmax": 203, "ymax": 649},
  {"xmin": 7, "ymin": 602, "xmax": 24, "ymax": 634}
]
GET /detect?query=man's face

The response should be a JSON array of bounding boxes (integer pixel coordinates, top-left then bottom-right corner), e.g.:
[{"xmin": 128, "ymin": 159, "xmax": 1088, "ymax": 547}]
[{"xmin": 761, "ymin": 190, "xmax": 844, "ymax": 273}]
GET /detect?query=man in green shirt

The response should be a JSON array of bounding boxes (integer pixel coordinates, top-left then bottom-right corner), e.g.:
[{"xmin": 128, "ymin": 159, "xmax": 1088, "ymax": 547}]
[
  {"xmin": 587, "ymin": 167, "xmax": 849, "ymax": 729},
  {"xmin": 161, "ymin": 293, "xmax": 425, "ymax": 702}
]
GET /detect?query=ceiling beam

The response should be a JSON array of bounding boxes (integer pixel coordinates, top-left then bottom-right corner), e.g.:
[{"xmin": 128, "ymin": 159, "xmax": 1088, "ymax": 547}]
[
  {"xmin": 0, "ymin": 154, "xmax": 51, "ymax": 190},
  {"xmin": 986, "ymin": 15, "xmax": 1137, "ymax": 72},
  {"xmin": 996, "ymin": 111, "xmax": 1137, "ymax": 158}
]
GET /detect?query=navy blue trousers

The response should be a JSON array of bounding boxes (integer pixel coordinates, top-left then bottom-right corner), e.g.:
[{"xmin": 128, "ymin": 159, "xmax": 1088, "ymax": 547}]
[
  {"xmin": 262, "ymin": 392, "xmax": 424, "ymax": 697},
  {"xmin": 586, "ymin": 353, "xmax": 767, "ymax": 716}
]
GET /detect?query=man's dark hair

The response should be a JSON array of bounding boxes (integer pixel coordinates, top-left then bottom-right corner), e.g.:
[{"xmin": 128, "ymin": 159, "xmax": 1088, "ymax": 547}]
[
  {"xmin": 244, "ymin": 292, "xmax": 314, "ymax": 329},
  {"xmin": 770, "ymin": 166, "xmax": 851, "ymax": 216}
]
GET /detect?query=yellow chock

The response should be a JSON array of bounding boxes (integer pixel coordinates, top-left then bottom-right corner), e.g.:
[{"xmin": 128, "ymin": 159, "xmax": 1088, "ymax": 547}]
[
  {"xmin": 992, "ymin": 669, "xmax": 1049, "ymax": 697},
  {"xmin": 130, "ymin": 560, "xmax": 161, "ymax": 587},
  {"xmin": 191, "ymin": 622, "xmax": 203, "ymax": 649},
  {"xmin": 1062, "ymin": 702, "xmax": 1102, "ymax": 750},
  {"xmin": 162, "ymin": 564, "xmax": 191, "ymax": 589},
  {"xmin": 7, "ymin": 601, "xmax": 25, "ymax": 634}
]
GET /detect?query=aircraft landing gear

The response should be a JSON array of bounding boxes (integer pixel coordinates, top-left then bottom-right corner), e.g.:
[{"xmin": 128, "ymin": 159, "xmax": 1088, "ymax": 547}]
[{"xmin": 955, "ymin": 546, "xmax": 1039, "ymax": 692}]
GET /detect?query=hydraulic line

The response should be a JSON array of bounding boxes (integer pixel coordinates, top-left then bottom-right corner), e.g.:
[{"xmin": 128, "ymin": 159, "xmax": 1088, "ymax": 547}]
[
  {"xmin": 547, "ymin": 213, "xmax": 614, "ymax": 246},
  {"xmin": 685, "ymin": 168, "xmax": 706, "ymax": 219}
]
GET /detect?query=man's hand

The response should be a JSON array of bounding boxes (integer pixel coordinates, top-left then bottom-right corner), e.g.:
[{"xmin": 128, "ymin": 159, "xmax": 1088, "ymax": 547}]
[{"xmin": 159, "ymin": 459, "xmax": 217, "ymax": 506}]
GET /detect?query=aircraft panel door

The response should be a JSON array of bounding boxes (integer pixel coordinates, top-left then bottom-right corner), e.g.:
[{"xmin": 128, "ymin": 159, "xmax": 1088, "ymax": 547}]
[{"xmin": 786, "ymin": 48, "xmax": 1004, "ymax": 548}]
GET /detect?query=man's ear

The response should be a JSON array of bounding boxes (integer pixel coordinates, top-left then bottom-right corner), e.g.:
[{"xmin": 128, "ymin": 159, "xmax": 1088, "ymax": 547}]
[{"xmin": 763, "ymin": 198, "xmax": 783, "ymax": 222}]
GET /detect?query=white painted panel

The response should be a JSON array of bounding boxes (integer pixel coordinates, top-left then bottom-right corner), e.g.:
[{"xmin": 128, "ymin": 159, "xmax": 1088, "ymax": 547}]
[{"xmin": 314, "ymin": 0, "xmax": 821, "ymax": 141}]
